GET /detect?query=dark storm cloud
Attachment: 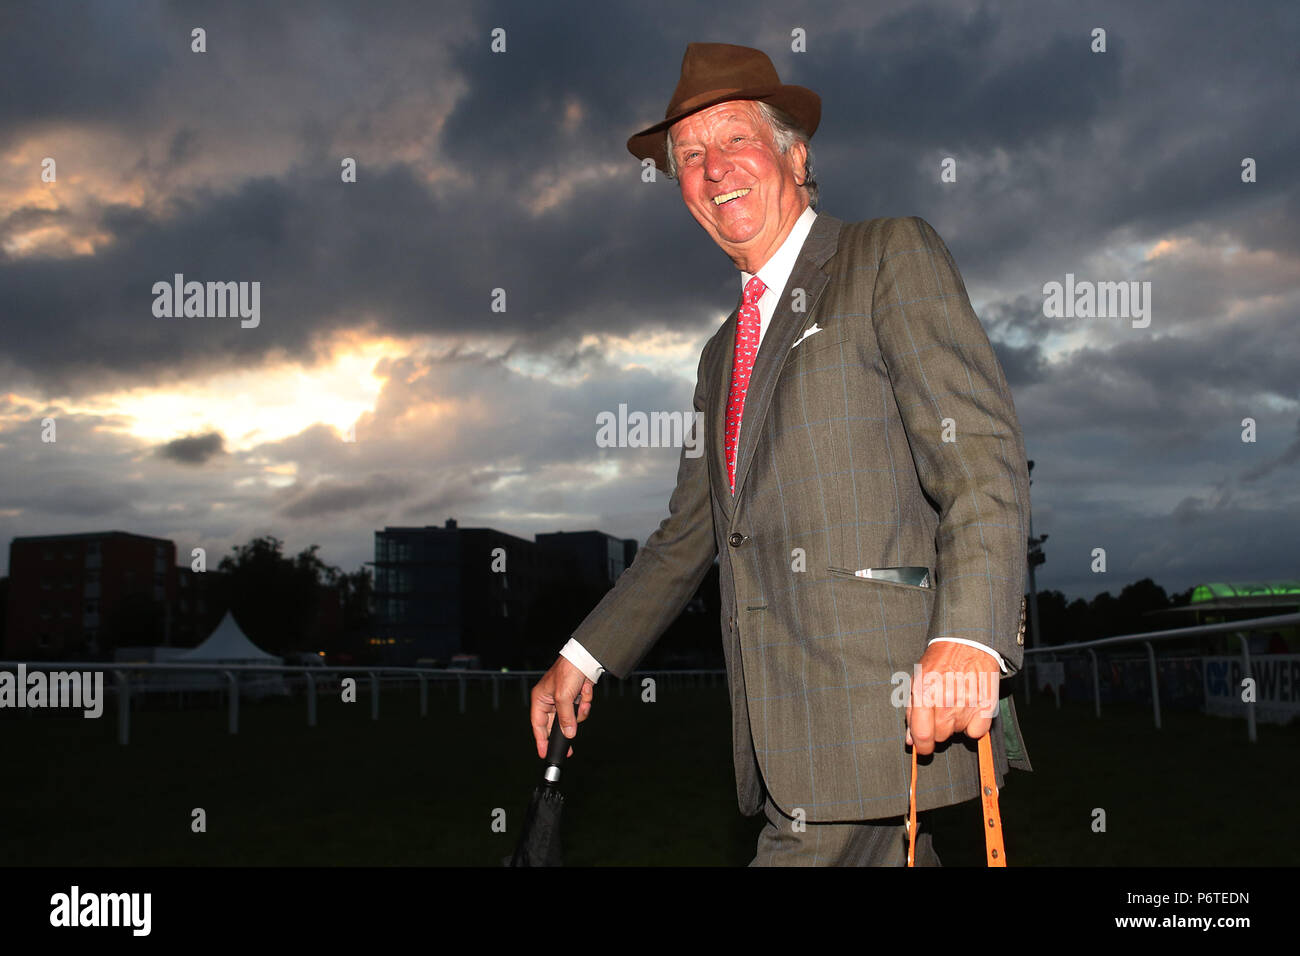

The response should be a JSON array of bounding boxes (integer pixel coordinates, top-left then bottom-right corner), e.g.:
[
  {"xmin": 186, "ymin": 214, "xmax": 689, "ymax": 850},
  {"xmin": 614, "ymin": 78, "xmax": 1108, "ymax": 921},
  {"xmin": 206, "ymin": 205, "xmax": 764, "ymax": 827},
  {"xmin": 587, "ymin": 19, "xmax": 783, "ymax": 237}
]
[
  {"xmin": 3, "ymin": 0, "xmax": 1294, "ymax": 389},
  {"xmin": 990, "ymin": 339, "xmax": 1048, "ymax": 389},
  {"xmin": 793, "ymin": 2, "xmax": 1300, "ymax": 282},
  {"xmin": 0, "ymin": 1, "xmax": 173, "ymax": 139},
  {"xmin": 398, "ymin": 468, "xmax": 499, "ymax": 522},
  {"xmin": 1241, "ymin": 418, "xmax": 1300, "ymax": 483},
  {"xmin": 1011, "ymin": 301, "xmax": 1300, "ymax": 448},
  {"xmin": 157, "ymin": 431, "xmax": 225, "ymax": 464},
  {"xmin": 801, "ymin": 5, "xmax": 1119, "ymax": 152},
  {"xmin": 277, "ymin": 472, "xmax": 416, "ymax": 519},
  {"xmin": 5, "ymin": 477, "xmax": 137, "ymax": 518},
  {"xmin": 436, "ymin": 0, "xmax": 676, "ymax": 168}
]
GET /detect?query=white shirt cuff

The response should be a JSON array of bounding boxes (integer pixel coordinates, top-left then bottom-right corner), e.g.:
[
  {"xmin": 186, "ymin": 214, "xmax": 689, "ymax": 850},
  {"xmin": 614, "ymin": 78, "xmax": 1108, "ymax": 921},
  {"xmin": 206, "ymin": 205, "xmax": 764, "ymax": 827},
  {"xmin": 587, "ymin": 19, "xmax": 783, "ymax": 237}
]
[
  {"xmin": 560, "ymin": 639, "xmax": 605, "ymax": 683},
  {"xmin": 927, "ymin": 637, "xmax": 1008, "ymax": 674}
]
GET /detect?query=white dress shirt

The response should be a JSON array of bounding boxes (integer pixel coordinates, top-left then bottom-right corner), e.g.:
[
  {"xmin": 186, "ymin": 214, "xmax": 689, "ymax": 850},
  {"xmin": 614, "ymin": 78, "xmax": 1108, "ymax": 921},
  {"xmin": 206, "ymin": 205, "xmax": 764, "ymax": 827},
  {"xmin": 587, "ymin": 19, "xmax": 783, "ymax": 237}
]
[{"xmin": 561, "ymin": 204, "xmax": 1006, "ymax": 682}]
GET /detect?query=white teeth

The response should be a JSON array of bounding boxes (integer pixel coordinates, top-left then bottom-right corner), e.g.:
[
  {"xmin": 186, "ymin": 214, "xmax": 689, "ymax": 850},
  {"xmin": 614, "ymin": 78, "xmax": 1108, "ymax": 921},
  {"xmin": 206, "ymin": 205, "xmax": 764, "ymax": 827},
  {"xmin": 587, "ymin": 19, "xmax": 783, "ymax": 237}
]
[{"xmin": 713, "ymin": 188, "xmax": 751, "ymax": 205}]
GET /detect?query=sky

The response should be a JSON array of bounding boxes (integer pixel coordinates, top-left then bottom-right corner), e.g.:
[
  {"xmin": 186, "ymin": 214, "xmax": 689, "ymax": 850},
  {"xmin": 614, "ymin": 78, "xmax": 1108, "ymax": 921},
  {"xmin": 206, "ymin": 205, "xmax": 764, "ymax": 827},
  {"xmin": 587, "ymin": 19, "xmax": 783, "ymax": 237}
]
[{"xmin": 0, "ymin": 0, "xmax": 1296, "ymax": 600}]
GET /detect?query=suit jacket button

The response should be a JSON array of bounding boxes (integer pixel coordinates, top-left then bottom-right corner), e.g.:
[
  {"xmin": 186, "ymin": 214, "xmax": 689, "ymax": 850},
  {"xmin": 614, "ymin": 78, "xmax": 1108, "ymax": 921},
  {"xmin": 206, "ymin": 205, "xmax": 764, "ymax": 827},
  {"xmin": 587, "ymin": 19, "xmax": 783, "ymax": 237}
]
[{"xmin": 728, "ymin": 533, "xmax": 744, "ymax": 548}]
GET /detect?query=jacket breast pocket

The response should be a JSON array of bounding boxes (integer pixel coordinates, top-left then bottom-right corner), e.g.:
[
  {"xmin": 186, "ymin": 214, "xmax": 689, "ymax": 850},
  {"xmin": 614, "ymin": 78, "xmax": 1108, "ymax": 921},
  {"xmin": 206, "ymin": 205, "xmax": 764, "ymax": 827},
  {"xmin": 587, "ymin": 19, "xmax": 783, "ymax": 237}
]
[{"xmin": 782, "ymin": 325, "xmax": 844, "ymax": 372}]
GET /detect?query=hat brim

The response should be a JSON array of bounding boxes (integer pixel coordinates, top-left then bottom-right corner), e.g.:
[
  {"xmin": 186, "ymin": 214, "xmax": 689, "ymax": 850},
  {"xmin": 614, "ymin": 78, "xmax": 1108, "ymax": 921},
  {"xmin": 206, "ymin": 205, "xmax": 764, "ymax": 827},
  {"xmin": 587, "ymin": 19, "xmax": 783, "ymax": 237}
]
[{"xmin": 626, "ymin": 85, "xmax": 821, "ymax": 173}]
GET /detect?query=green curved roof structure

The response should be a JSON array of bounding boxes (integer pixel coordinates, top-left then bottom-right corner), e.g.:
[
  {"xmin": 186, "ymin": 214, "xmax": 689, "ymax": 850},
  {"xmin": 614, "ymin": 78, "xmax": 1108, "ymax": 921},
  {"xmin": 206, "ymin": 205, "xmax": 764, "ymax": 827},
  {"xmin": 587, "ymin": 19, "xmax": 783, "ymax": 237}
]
[{"xmin": 1190, "ymin": 581, "xmax": 1300, "ymax": 604}]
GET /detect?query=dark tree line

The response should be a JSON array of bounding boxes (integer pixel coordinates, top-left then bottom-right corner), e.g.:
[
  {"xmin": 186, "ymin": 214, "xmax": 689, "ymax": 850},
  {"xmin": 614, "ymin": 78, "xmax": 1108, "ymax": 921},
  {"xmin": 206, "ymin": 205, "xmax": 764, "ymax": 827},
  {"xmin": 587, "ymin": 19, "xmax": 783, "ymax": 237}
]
[
  {"xmin": 1028, "ymin": 578, "xmax": 1196, "ymax": 646},
  {"xmin": 216, "ymin": 535, "xmax": 373, "ymax": 659}
]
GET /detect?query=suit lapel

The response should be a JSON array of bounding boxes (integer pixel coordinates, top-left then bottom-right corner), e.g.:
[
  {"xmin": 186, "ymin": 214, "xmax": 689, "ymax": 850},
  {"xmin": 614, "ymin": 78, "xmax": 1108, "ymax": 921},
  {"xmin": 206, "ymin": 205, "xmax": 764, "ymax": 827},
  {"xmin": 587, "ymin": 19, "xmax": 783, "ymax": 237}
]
[{"xmin": 729, "ymin": 213, "xmax": 842, "ymax": 505}]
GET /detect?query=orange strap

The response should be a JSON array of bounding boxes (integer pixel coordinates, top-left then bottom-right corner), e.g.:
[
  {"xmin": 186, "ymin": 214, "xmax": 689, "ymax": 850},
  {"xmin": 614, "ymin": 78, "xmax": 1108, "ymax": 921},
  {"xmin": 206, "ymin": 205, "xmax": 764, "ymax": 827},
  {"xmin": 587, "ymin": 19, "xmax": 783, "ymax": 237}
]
[{"xmin": 907, "ymin": 733, "xmax": 1005, "ymax": 866}]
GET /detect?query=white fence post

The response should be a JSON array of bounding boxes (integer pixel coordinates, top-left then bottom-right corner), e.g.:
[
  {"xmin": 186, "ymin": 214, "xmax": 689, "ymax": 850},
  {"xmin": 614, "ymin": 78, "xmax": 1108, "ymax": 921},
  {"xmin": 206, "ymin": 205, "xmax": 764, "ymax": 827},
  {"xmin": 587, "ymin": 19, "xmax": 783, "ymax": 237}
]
[
  {"xmin": 225, "ymin": 670, "xmax": 238, "ymax": 735},
  {"xmin": 114, "ymin": 670, "xmax": 130, "ymax": 746},
  {"xmin": 1143, "ymin": 642, "xmax": 1161, "ymax": 730},
  {"xmin": 305, "ymin": 671, "xmax": 317, "ymax": 727},
  {"xmin": 1087, "ymin": 649, "xmax": 1101, "ymax": 719},
  {"xmin": 1236, "ymin": 634, "xmax": 1257, "ymax": 744}
]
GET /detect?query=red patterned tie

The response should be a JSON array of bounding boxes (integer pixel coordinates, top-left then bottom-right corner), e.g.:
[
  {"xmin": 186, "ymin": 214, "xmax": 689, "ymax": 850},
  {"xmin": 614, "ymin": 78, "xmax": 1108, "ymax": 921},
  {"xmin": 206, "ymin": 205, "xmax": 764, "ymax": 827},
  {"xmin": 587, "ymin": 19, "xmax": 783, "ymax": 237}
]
[{"xmin": 725, "ymin": 275, "xmax": 766, "ymax": 494}]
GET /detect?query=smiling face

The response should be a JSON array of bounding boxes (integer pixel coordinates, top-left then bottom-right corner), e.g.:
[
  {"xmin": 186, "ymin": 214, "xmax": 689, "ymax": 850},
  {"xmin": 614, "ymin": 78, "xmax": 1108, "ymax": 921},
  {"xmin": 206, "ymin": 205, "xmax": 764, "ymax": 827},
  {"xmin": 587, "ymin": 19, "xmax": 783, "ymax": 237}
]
[{"xmin": 669, "ymin": 100, "xmax": 809, "ymax": 273}]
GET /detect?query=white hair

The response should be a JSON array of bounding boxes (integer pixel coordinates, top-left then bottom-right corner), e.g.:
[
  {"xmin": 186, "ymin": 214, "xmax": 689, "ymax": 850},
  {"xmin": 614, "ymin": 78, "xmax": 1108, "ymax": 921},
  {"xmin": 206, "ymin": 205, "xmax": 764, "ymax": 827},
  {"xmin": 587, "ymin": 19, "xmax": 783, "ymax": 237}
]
[{"xmin": 663, "ymin": 99, "xmax": 818, "ymax": 209}]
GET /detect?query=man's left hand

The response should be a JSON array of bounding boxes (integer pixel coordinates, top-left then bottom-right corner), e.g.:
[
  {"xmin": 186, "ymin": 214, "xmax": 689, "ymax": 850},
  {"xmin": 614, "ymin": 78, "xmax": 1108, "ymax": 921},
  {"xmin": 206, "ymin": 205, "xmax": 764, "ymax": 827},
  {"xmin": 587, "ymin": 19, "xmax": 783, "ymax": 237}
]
[{"xmin": 905, "ymin": 642, "xmax": 1000, "ymax": 755}]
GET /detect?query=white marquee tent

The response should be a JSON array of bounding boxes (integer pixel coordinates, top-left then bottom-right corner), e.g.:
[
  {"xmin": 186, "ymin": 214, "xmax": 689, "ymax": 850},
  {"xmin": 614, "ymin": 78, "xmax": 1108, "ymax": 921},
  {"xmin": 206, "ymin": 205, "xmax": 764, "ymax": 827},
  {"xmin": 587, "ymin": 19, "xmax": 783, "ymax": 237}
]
[
  {"xmin": 176, "ymin": 612, "xmax": 282, "ymax": 665},
  {"xmin": 162, "ymin": 612, "xmax": 288, "ymax": 697}
]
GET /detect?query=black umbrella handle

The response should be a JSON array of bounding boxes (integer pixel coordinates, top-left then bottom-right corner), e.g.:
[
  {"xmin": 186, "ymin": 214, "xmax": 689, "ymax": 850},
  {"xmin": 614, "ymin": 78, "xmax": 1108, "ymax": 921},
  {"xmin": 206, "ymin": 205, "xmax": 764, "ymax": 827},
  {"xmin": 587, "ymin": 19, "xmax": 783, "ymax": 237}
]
[{"xmin": 544, "ymin": 706, "xmax": 575, "ymax": 781}]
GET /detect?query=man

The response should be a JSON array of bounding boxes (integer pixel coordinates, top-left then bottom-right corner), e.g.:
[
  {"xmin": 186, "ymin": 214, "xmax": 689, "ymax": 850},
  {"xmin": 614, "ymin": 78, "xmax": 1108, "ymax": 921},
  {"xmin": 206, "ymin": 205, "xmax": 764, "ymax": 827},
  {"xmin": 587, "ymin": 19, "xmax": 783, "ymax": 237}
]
[{"xmin": 530, "ymin": 42, "xmax": 1032, "ymax": 865}]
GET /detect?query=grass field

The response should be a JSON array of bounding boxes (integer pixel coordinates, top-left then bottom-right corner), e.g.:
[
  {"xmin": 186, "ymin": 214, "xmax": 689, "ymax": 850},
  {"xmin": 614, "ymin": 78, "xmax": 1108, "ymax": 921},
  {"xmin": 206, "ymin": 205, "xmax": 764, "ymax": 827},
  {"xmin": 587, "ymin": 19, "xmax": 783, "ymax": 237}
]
[{"xmin": 4, "ymin": 676, "xmax": 1297, "ymax": 865}]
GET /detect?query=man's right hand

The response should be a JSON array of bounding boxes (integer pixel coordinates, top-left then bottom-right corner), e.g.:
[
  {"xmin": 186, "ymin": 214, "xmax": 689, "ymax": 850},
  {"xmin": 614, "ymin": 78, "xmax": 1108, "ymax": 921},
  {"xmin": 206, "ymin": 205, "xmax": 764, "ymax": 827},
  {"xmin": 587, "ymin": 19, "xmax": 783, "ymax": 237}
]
[{"xmin": 529, "ymin": 656, "xmax": 594, "ymax": 760}]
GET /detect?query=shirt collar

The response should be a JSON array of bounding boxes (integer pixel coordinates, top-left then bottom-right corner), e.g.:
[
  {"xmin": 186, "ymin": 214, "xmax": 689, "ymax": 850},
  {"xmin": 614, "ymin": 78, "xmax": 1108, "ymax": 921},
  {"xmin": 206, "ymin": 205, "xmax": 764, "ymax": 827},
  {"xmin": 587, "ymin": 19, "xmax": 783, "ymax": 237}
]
[{"xmin": 740, "ymin": 205, "xmax": 818, "ymax": 301}]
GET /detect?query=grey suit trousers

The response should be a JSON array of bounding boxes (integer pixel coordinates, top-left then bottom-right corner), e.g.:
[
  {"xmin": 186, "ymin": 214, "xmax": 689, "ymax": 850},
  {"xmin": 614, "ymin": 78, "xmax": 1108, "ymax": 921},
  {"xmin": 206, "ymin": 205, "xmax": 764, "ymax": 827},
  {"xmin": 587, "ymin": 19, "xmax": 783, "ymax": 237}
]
[{"xmin": 750, "ymin": 791, "xmax": 941, "ymax": 866}]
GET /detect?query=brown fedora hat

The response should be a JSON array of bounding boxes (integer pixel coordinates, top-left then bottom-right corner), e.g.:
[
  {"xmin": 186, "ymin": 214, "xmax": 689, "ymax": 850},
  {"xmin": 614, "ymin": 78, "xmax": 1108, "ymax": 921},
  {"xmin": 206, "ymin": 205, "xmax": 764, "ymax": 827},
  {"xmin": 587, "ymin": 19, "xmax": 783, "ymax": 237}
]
[{"xmin": 627, "ymin": 42, "xmax": 821, "ymax": 172}]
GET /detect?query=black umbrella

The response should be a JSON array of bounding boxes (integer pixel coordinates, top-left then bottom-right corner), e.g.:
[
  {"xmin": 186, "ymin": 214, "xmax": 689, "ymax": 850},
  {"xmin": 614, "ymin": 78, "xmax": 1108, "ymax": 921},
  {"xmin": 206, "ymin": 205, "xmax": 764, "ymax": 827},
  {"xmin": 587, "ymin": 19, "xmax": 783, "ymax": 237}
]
[{"xmin": 507, "ymin": 716, "xmax": 572, "ymax": 867}]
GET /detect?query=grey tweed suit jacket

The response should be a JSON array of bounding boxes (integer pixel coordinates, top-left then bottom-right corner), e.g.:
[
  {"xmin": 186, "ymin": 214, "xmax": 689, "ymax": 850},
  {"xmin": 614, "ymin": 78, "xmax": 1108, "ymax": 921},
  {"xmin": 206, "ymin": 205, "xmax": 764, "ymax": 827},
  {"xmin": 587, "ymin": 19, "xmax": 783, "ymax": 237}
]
[{"xmin": 572, "ymin": 213, "xmax": 1033, "ymax": 822}]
